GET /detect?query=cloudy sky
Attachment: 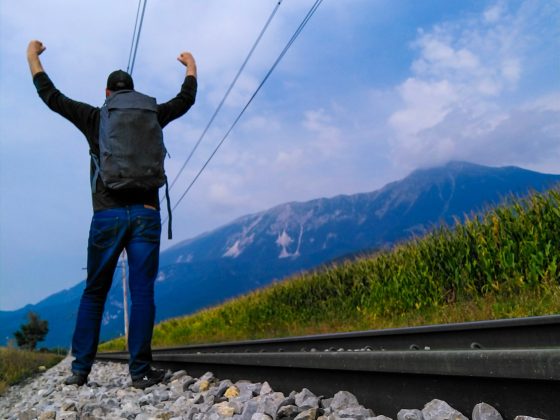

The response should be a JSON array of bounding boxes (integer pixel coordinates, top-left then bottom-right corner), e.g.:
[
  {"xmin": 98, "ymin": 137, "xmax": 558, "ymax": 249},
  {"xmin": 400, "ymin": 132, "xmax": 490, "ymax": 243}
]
[{"xmin": 1, "ymin": 0, "xmax": 558, "ymax": 310}]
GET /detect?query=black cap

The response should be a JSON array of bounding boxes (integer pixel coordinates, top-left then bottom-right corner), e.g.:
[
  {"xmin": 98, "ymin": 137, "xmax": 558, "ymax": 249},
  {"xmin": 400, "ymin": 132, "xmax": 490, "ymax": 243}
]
[{"xmin": 106, "ymin": 70, "xmax": 134, "ymax": 91}]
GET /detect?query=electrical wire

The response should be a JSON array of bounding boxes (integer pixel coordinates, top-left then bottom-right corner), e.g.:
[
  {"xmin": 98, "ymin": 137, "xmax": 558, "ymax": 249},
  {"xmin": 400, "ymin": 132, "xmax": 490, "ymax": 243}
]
[
  {"xmin": 126, "ymin": 0, "xmax": 142, "ymax": 73},
  {"xmin": 164, "ymin": 0, "xmax": 284, "ymax": 202},
  {"xmin": 166, "ymin": 0, "xmax": 324, "ymax": 218},
  {"xmin": 127, "ymin": 0, "xmax": 148, "ymax": 75}
]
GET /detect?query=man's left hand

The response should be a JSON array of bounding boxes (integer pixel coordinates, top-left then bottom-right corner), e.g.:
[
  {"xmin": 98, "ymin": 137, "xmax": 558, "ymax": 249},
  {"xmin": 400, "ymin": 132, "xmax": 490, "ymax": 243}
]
[{"xmin": 27, "ymin": 40, "xmax": 46, "ymax": 57}]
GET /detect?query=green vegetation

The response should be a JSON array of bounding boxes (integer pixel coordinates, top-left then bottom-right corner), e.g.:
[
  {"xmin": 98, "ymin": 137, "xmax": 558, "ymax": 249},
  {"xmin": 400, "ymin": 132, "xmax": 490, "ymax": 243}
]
[
  {"xmin": 100, "ymin": 188, "xmax": 560, "ymax": 351},
  {"xmin": 0, "ymin": 347, "xmax": 64, "ymax": 394},
  {"xmin": 14, "ymin": 311, "xmax": 49, "ymax": 351}
]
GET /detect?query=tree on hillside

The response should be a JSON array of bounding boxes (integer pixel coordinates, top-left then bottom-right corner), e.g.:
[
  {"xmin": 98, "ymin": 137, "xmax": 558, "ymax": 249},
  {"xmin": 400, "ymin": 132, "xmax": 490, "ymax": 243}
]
[{"xmin": 13, "ymin": 312, "xmax": 49, "ymax": 351}]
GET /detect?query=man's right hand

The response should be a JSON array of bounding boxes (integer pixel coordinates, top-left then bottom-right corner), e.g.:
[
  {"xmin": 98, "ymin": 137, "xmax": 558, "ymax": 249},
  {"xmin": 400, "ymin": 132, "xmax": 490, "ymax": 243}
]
[{"xmin": 27, "ymin": 40, "xmax": 46, "ymax": 57}]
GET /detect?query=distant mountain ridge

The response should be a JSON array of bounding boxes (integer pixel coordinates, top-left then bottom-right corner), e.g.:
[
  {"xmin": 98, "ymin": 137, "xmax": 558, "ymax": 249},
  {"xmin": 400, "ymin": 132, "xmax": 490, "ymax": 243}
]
[{"xmin": 2, "ymin": 161, "xmax": 559, "ymax": 348}]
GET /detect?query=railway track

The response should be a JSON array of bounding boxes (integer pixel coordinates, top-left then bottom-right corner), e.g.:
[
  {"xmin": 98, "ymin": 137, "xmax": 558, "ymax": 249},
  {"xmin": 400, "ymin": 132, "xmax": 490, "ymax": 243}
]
[{"xmin": 97, "ymin": 315, "xmax": 560, "ymax": 419}]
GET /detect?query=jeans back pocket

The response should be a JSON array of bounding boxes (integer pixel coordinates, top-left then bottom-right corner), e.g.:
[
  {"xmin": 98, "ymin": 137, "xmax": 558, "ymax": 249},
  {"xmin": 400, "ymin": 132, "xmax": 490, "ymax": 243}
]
[
  {"xmin": 90, "ymin": 216, "xmax": 120, "ymax": 248},
  {"xmin": 135, "ymin": 215, "xmax": 161, "ymax": 243}
]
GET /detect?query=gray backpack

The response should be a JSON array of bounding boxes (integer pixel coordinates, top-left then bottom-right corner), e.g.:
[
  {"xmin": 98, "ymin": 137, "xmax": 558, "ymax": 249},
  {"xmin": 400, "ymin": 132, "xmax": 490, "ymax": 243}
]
[
  {"xmin": 93, "ymin": 90, "xmax": 165, "ymax": 190},
  {"xmin": 91, "ymin": 90, "xmax": 173, "ymax": 238}
]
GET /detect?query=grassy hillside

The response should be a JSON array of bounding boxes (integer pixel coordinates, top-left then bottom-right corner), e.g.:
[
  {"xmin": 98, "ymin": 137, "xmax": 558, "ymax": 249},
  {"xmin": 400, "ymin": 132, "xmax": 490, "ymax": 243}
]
[
  {"xmin": 0, "ymin": 347, "xmax": 64, "ymax": 394},
  {"xmin": 99, "ymin": 188, "xmax": 560, "ymax": 351}
]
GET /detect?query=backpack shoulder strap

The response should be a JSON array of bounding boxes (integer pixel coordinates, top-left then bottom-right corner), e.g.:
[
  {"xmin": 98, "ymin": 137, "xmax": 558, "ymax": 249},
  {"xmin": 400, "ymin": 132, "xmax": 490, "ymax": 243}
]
[
  {"xmin": 164, "ymin": 177, "xmax": 172, "ymax": 240},
  {"xmin": 90, "ymin": 151, "xmax": 101, "ymax": 193}
]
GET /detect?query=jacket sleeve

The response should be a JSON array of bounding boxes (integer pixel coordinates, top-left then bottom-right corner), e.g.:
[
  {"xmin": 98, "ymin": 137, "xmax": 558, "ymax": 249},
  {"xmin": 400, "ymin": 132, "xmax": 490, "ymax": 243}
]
[
  {"xmin": 157, "ymin": 75, "xmax": 197, "ymax": 128},
  {"xmin": 33, "ymin": 72, "xmax": 99, "ymax": 140}
]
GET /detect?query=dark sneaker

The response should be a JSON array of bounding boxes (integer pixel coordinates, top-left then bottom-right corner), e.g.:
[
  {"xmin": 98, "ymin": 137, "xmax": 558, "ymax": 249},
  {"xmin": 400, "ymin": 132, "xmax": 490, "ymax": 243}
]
[
  {"xmin": 64, "ymin": 372, "xmax": 88, "ymax": 386},
  {"xmin": 131, "ymin": 368, "xmax": 165, "ymax": 389}
]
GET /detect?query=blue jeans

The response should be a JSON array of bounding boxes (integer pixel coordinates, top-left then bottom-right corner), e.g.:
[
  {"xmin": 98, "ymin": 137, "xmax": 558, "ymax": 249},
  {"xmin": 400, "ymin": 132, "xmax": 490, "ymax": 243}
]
[{"xmin": 71, "ymin": 205, "xmax": 161, "ymax": 378}]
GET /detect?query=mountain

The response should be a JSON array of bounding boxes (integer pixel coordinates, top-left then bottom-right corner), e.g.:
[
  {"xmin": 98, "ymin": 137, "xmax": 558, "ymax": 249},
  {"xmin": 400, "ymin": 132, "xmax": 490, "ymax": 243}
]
[{"xmin": 2, "ymin": 161, "xmax": 559, "ymax": 348}]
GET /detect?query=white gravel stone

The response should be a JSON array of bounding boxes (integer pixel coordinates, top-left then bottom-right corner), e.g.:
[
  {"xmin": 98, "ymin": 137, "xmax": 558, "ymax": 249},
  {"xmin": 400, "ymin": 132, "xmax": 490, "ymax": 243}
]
[
  {"xmin": 295, "ymin": 388, "xmax": 320, "ymax": 409},
  {"xmin": 55, "ymin": 411, "xmax": 78, "ymax": 420},
  {"xmin": 295, "ymin": 407, "xmax": 319, "ymax": 420},
  {"xmin": 251, "ymin": 414, "xmax": 273, "ymax": 420},
  {"xmin": 330, "ymin": 391, "xmax": 360, "ymax": 411},
  {"xmin": 398, "ymin": 409, "xmax": 424, "ymax": 420},
  {"xmin": 472, "ymin": 402, "xmax": 503, "ymax": 420},
  {"xmin": 260, "ymin": 381, "xmax": 273, "ymax": 396},
  {"xmin": 39, "ymin": 411, "xmax": 57, "ymax": 420},
  {"xmin": 422, "ymin": 399, "xmax": 468, "ymax": 420}
]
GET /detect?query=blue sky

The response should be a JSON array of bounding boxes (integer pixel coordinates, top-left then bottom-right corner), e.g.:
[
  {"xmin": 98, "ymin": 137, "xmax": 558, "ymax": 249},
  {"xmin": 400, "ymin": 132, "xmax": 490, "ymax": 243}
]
[{"xmin": 1, "ymin": 0, "xmax": 559, "ymax": 310}]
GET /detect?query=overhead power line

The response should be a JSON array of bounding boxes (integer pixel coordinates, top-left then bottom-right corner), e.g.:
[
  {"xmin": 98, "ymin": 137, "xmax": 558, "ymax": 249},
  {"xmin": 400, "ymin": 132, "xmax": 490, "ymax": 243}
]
[
  {"xmin": 127, "ymin": 0, "xmax": 148, "ymax": 75},
  {"xmin": 167, "ymin": 0, "xmax": 324, "ymax": 217},
  {"xmin": 126, "ymin": 0, "xmax": 142, "ymax": 73},
  {"xmin": 164, "ymin": 0, "xmax": 284, "ymax": 202}
]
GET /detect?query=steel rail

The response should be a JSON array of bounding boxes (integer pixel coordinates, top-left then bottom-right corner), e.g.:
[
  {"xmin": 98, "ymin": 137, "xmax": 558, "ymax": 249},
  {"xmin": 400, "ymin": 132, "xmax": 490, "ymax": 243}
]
[
  {"xmin": 97, "ymin": 316, "xmax": 560, "ymax": 419},
  {"xmin": 102, "ymin": 314, "xmax": 560, "ymax": 355}
]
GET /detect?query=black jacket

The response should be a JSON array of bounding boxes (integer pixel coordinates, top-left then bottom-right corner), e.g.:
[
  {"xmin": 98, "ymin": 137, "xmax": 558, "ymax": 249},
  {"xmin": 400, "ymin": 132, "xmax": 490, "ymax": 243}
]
[{"xmin": 33, "ymin": 72, "xmax": 197, "ymax": 211}]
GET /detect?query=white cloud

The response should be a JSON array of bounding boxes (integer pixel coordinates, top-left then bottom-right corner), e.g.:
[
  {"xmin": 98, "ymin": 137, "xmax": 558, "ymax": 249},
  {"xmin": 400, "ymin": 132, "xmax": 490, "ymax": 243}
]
[
  {"xmin": 242, "ymin": 115, "xmax": 281, "ymax": 132},
  {"xmin": 411, "ymin": 34, "xmax": 480, "ymax": 75},
  {"xmin": 520, "ymin": 93, "xmax": 560, "ymax": 112},
  {"xmin": 409, "ymin": 105, "xmax": 559, "ymax": 168},
  {"xmin": 388, "ymin": 1, "xmax": 560, "ymax": 170},
  {"xmin": 409, "ymin": 21, "xmax": 519, "ymax": 97},
  {"xmin": 501, "ymin": 58, "xmax": 521, "ymax": 84},
  {"xmin": 275, "ymin": 149, "xmax": 304, "ymax": 168},
  {"xmin": 303, "ymin": 108, "xmax": 343, "ymax": 157},
  {"xmin": 206, "ymin": 177, "xmax": 248, "ymax": 208},
  {"xmin": 303, "ymin": 109, "xmax": 332, "ymax": 132},
  {"xmin": 389, "ymin": 78, "xmax": 458, "ymax": 138},
  {"xmin": 211, "ymin": 74, "xmax": 260, "ymax": 109},
  {"xmin": 484, "ymin": 3, "xmax": 504, "ymax": 23}
]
